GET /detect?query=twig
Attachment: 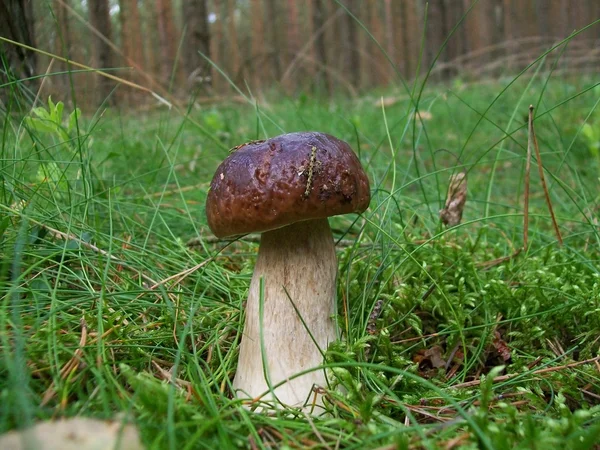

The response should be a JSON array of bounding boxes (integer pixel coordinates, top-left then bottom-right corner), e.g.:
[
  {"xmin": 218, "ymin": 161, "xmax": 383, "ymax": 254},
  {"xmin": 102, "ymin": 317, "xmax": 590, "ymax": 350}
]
[
  {"xmin": 451, "ymin": 355, "xmax": 600, "ymax": 389},
  {"xmin": 476, "ymin": 248, "xmax": 522, "ymax": 269},
  {"xmin": 524, "ymin": 106, "xmax": 533, "ymax": 248},
  {"xmin": 36, "ymin": 221, "xmax": 158, "ymax": 287},
  {"xmin": 530, "ymin": 106, "xmax": 563, "ymax": 245},
  {"xmin": 40, "ymin": 318, "xmax": 88, "ymax": 406}
]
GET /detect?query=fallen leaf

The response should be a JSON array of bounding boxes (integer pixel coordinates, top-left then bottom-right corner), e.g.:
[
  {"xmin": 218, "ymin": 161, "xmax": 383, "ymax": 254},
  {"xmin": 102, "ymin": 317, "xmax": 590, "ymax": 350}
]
[
  {"xmin": 366, "ymin": 299, "xmax": 385, "ymax": 335},
  {"xmin": 492, "ymin": 331, "xmax": 512, "ymax": 362},
  {"xmin": 414, "ymin": 345, "xmax": 446, "ymax": 372},
  {"xmin": 440, "ymin": 172, "xmax": 467, "ymax": 226}
]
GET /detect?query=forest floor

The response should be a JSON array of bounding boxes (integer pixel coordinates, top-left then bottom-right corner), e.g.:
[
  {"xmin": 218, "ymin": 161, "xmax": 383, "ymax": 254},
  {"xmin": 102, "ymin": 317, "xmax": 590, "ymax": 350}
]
[{"xmin": 1, "ymin": 72, "xmax": 600, "ymax": 449}]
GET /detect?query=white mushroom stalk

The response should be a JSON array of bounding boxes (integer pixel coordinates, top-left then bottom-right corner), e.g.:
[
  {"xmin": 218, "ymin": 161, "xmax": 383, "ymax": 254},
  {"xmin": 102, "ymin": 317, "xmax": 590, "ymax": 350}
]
[{"xmin": 232, "ymin": 219, "xmax": 337, "ymax": 409}]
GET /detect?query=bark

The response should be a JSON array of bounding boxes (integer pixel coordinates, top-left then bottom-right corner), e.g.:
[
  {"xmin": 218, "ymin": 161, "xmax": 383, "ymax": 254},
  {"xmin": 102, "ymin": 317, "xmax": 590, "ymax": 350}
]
[
  {"xmin": 357, "ymin": 0, "xmax": 370, "ymax": 88},
  {"xmin": 445, "ymin": 0, "xmax": 466, "ymax": 75},
  {"xmin": 391, "ymin": 0, "xmax": 406, "ymax": 78},
  {"xmin": 211, "ymin": 0, "xmax": 225, "ymax": 93},
  {"xmin": 0, "ymin": 0, "xmax": 36, "ymax": 80},
  {"xmin": 368, "ymin": 1, "xmax": 387, "ymax": 84},
  {"xmin": 428, "ymin": 0, "xmax": 449, "ymax": 79},
  {"xmin": 155, "ymin": 0, "xmax": 178, "ymax": 86},
  {"xmin": 305, "ymin": 0, "xmax": 316, "ymax": 80},
  {"xmin": 53, "ymin": 0, "xmax": 71, "ymax": 92},
  {"xmin": 250, "ymin": 0, "xmax": 264, "ymax": 90},
  {"xmin": 336, "ymin": 0, "xmax": 359, "ymax": 89},
  {"xmin": 404, "ymin": 2, "xmax": 422, "ymax": 77},
  {"xmin": 284, "ymin": 0, "xmax": 300, "ymax": 91},
  {"xmin": 312, "ymin": 0, "xmax": 330, "ymax": 92},
  {"xmin": 227, "ymin": 0, "xmax": 241, "ymax": 80},
  {"xmin": 383, "ymin": 0, "xmax": 394, "ymax": 75},
  {"xmin": 119, "ymin": 0, "xmax": 143, "ymax": 103},
  {"xmin": 141, "ymin": 0, "xmax": 164, "ymax": 92},
  {"xmin": 181, "ymin": 0, "xmax": 210, "ymax": 91},
  {"xmin": 88, "ymin": 0, "xmax": 114, "ymax": 105},
  {"xmin": 264, "ymin": 0, "xmax": 282, "ymax": 81}
]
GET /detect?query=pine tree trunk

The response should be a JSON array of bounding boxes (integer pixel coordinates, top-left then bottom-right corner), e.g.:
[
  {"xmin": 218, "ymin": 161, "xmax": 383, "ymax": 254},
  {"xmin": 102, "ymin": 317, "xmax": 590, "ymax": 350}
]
[
  {"xmin": 181, "ymin": 0, "xmax": 210, "ymax": 92},
  {"xmin": 368, "ymin": 1, "xmax": 387, "ymax": 84},
  {"xmin": 312, "ymin": 0, "xmax": 331, "ymax": 93},
  {"xmin": 284, "ymin": 0, "xmax": 300, "ymax": 92},
  {"xmin": 119, "ymin": 0, "xmax": 143, "ymax": 104},
  {"xmin": 227, "ymin": 0, "xmax": 241, "ymax": 82},
  {"xmin": 305, "ymin": 0, "xmax": 316, "ymax": 81},
  {"xmin": 88, "ymin": 0, "xmax": 114, "ymax": 105},
  {"xmin": 155, "ymin": 0, "xmax": 178, "ymax": 87},
  {"xmin": 250, "ymin": 0, "xmax": 264, "ymax": 91},
  {"xmin": 391, "ymin": 1, "xmax": 406, "ymax": 78},
  {"xmin": 265, "ymin": 0, "xmax": 283, "ymax": 81},
  {"xmin": 428, "ymin": 0, "xmax": 449, "ymax": 80},
  {"xmin": 0, "ymin": 0, "xmax": 36, "ymax": 105},
  {"xmin": 53, "ymin": 0, "xmax": 71, "ymax": 94}
]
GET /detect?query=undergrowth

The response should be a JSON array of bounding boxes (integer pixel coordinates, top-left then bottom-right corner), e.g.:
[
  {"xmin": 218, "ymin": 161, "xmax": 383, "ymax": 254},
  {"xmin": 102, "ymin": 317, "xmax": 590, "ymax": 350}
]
[{"xmin": 1, "ymin": 55, "xmax": 600, "ymax": 449}]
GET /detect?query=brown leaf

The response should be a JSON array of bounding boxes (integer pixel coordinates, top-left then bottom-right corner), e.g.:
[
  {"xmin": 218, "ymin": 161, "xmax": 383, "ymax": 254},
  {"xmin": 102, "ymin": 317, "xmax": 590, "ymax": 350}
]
[
  {"xmin": 366, "ymin": 299, "xmax": 385, "ymax": 335},
  {"xmin": 492, "ymin": 331, "xmax": 512, "ymax": 362},
  {"xmin": 440, "ymin": 172, "xmax": 467, "ymax": 226},
  {"xmin": 414, "ymin": 345, "xmax": 446, "ymax": 371}
]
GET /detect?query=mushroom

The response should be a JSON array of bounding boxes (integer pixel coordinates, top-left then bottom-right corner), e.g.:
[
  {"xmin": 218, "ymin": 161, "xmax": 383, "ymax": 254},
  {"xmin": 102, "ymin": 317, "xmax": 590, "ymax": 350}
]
[{"xmin": 206, "ymin": 132, "xmax": 370, "ymax": 410}]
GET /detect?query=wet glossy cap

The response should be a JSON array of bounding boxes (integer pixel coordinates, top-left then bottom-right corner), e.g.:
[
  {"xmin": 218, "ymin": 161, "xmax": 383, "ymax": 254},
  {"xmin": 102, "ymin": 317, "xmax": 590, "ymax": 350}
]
[{"xmin": 206, "ymin": 131, "xmax": 370, "ymax": 238}]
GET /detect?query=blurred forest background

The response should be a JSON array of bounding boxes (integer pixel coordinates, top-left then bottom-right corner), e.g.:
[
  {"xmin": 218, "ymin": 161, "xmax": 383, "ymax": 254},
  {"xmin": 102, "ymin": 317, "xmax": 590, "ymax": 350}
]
[{"xmin": 1, "ymin": 0, "xmax": 599, "ymax": 111}]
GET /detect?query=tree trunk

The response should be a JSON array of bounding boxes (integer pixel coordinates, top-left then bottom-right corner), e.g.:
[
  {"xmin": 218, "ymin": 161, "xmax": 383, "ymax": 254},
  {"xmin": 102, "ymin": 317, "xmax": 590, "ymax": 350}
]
[
  {"xmin": 250, "ymin": 0, "xmax": 264, "ymax": 91},
  {"xmin": 227, "ymin": 0, "xmax": 241, "ymax": 81},
  {"xmin": 142, "ymin": 0, "xmax": 161, "ymax": 90},
  {"xmin": 284, "ymin": 0, "xmax": 300, "ymax": 92},
  {"xmin": 181, "ymin": 0, "xmax": 210, "ymax": 92},
  {"xmin": 383, "ymin": 0, "xmax": 394, "ymax": 77},
  {"xmin": 0, "ymin": 0, "xmax": 36, "ymax": 78},
  {"xmin": 340, "ymin": 0, "xmax": 359, "ymax": 89},
  {"xmin": 391, "ymin": 0, "xmax": 406, "ymax": 78},
  {"xmin": 428, "ymin": 0, "xmax": 449, "ymax": 80},
  {"xmin": 368, "ymin": 1, "xmax": 388, "ymax": 84},
  {"xmin": 304, "ymin": 0, "xmax": 316, "ymax": 81},
  {"xmin": 88, "ymin": 0, "xmax": 114, "ymax": 105},
  {"xmin": 53, "ymin": 0, "xmax": 71, "ymax": 94},
  {"xmin": 264, "ymin": 0, "xmax": 283, "ymax": 82},
  {"xmin": 312, "ymin": 0, "xmax": 331, "ymax": 93},
  {"xmin": 119, "ymin": 0, "xmax": 143, "ymax": 104},
  {"xmin": 155, "ymin": 0, "xmax": 178, "ymax": 87},
  {"xmin": 403, "ymin": 0, "xmax": 420, "ymax": 78},
  {"xmin": 445, "ymin": 0, "xmax": 466, "ymax": 76}
]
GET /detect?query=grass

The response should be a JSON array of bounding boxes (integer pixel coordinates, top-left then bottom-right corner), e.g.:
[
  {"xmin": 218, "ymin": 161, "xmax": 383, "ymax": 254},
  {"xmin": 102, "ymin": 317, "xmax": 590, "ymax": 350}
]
[{"xmin": 1, "ymin": 64, "xmax": 600, "ymax": 449}]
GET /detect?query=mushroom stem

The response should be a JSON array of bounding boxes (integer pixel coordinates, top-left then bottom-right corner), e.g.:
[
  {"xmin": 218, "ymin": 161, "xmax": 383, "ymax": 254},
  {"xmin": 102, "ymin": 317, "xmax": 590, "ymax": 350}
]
[{"xmin": 232, "ymin": 218, "xmax": 338, "ymax": 410}]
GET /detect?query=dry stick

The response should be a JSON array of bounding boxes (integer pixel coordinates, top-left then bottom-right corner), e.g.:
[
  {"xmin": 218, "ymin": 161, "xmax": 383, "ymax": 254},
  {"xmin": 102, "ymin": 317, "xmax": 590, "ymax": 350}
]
[
  {"xmin": 0, "ymin": 36, "xmax": 168, "ymax": 105},
  {"xmin": 39, "ymin": 222, "xmax": 158, "ymax": 288},
  {"xmin": 476, "ymin": 248, "xmax": 522, "ymax": 270},
  {"xmin": 0, "ymin": 203, "xmax": 159, "ymax": 289},
  {"xmin": 451, "ymin": 355, "xmax": 600, "ymax": 390},
  {"xmin": 40, "ymin": 318, "xmax": 88, "ymax": 406},
  {"xmin": 530, "ymin": 107, "xmax": 564, "ymax": 246},
  {"xmin": 524, "ymin": 106, "xmax": 533, "ymax": 249},
  {"xmin": 0, "ymin": 37, "xmax": 230, "ymax": 152}
]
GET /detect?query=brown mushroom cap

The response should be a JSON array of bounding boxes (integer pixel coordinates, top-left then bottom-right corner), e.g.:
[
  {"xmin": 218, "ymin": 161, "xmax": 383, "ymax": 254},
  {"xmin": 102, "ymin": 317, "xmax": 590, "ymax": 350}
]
[{"xmin": 206, "ymin": 131, "xmax": 370, "ymax": 238}]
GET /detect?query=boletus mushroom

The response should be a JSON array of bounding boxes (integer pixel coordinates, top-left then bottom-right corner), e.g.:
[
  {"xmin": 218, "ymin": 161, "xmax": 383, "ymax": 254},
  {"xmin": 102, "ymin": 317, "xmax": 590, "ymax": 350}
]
[{"xmin": 206, "ymin": 132, "xmax": 370, "ymax": 410}]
